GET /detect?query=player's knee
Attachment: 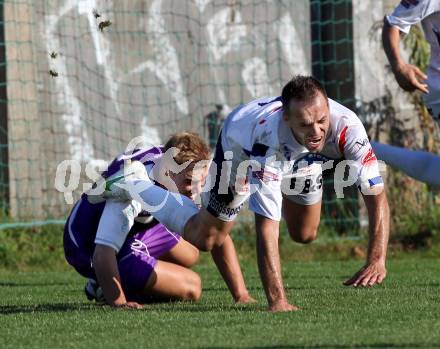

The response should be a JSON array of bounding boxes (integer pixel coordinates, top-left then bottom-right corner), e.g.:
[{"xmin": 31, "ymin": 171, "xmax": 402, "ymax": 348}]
[
  {"xmin": 184, "ymin": 273, "xmax": 202, "ymax": 301},
  {"xmin": 289, "ymin": 227, "xmax": 318, "ymax": 244}
]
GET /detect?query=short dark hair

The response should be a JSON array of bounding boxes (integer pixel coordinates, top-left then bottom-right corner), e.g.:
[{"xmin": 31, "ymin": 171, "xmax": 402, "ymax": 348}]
[{"xmin": 281, "ymin": 75, "xmax": 327, "ymax": 109}]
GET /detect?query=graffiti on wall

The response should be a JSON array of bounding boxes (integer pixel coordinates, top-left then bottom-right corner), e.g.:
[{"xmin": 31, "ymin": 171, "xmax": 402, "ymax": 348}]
[{"xmin": 42, "ymin": 0, "xmax": 309, "ymax": 164}]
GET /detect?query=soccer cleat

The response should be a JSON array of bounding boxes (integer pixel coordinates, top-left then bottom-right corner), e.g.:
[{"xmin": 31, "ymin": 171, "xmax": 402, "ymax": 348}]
[
  {"xmin": 84, "ymin": 278, "xmax": 105, "ymax": 303},
  {"xmin": 86, "ymin": 160, "xmax": 149, "ymax": 204}
]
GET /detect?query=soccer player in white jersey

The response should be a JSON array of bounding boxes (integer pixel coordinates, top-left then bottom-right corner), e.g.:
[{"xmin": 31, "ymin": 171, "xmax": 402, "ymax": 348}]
[
  {"xmin": 93, "ymin": 76, "xmax": 390, "ymax": 312},
  {"xmin": 372, "ymin": 0, "xmax": 440, "ymax": 186}
]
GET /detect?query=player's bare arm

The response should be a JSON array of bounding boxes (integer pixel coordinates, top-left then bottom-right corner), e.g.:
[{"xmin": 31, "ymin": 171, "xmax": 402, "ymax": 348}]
[
  {"xmin": 344, "ymin": 190, "xmax": 390, "ymax": 287},
  {"xmin": 382, "ymin": 19, "xmax": 428, "ymax": 93},
  {"xmin": 92, "ymin": 244, "xmax": 143, "ymax": 309},
  {"xmin": 210, "ymin": 234, "xmax": 256, "ymax": 304},
  {"xmin": 255, "ymin": 213, "xmax": 299, "ymax": 312},
  {"xmin": 183, "ymin": 207, "xmax": 234, "ymax": 251}
]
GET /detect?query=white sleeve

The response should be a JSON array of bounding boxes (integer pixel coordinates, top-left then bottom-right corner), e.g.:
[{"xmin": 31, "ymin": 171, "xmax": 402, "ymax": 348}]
[
  {"xmin": 339, "ymin": 123, "xmax": 384, "ymax": 194},
  {"xmin": 94, "ymin": 200, "xmax": 142, "ymax": 252},
  {"xmin": 248, "ymin": 164, "xmax": 283, "ymax": 221},
  {"xmin": 386, "ymin": 0, "xmax": 440, "ymax": 34}
]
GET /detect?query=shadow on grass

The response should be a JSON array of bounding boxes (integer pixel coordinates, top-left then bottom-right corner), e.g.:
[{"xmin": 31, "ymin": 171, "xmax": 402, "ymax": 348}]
[
  {"xmin": 0, "ymin": 281, "xmax": 71, "ymax": 287},
  {"xmin": 202, "ymin": 344, "xmax": 440, "ymax": 349},
  {"xmin": 0, "ymin": 302, "xmax": 262, "ymax": 315},
  {"xmin": 148, "ymin": 303, "xmax": 262, "ymax": 312},
  {"xmin": 0, "ymin": 302, "xmax": 100, "ymax": 315}
]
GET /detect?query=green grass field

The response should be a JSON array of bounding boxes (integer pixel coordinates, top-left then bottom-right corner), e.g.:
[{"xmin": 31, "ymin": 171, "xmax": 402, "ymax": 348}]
[{"xmin": 1, "ymin": 258, "xmax": 440, "ymax": 349}]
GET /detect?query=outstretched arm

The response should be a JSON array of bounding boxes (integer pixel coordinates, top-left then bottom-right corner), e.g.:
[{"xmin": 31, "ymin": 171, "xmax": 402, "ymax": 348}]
[
  {"xmin": 344, "ymin": 191, "xmax": 390, "ymax": 287},
  {"xmin": 211, "ymin": 234, "xmax": 256, "ymax": 304},
  {"xmin": 255, "ymin": 213, "xmax": 299, "ymax": 312},
  {"xmin": 382, "ymin": 18, "xmax": 428, "ymax": 93}
]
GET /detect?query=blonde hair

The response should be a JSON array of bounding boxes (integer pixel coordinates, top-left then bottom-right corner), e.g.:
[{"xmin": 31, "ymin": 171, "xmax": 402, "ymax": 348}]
[{"xmin": 164, "ymin": 132, "xmax": 210, "ymax": 165}]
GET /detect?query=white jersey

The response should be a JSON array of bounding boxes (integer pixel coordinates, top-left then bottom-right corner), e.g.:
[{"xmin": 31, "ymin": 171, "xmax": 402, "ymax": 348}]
[
  {"xmin": 203, "ymin": 96, "xmax": 383, "ymax": 221},
  {"xmin": 386, "ymin": 0, "xmax": 440, "ymax": 107}
]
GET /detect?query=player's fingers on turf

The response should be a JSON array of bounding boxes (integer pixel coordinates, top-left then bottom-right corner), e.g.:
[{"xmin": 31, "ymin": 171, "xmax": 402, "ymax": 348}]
[
  {"xmin": 343, "ymin": 270, "xmax": 364, "ymax": 286},
  {"xmin": 353, "ymin": 267, "xmax": 375, "ymax": 287},
  {"xmin": 354, "ymin": 270, "xmax": 370, "ymax": 287},
  {"xmin": 376, "ymin": 273, "xmax": 386, "ymax": 284},
  {"xmin": 367, "ymin": 273, "xmax": 380, "ymax": 287},
  {"xmin": 243, "ymin": 296, "xmax": 258, "ymax": 304},
  {"xmin": 125, "ymin": 302, "xmax": 143, "ymax": 309},
  {"xmin": 356, "ymin": 272, "xmax": 375, "ymax": 287},
  {"xmin": 236, "ymin": 295, "xmax": 257, "ymax": 304}
]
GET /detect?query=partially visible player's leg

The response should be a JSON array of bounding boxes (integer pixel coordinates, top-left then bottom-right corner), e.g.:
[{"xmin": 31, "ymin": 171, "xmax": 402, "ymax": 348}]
[
  {"xmin": 370, "ymin": 100, "xmax": 440, "ymax": 187},
  {"xmin": 283, "ymin": 167, "xmax": 324, "ymax": 243},
  {"xmin": 117, "ymin": 241, "xmax": 201, "ymax": 302},
  {"xmin": 122, "ymin": 220, "xmax": 196, "ymax": 269},
  {"xmin": 282, "ymin": 198, "xmax": 322, "ymax": 244},
  {"xmin": 143, "ymin": 261, "xmax": 202, "ymax": 301},
  {"xmin": 372, "ymin": 142, "xmax": 440, "ymax": 186}
]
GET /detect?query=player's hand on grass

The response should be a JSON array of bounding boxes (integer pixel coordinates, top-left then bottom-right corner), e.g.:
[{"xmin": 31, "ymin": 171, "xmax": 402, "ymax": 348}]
[
  {"xmin": 234, "ymin": 293, "xmax": 257, "ymax": 304},
  {"xmin": 111, "ymin": 301, "xmax": 143, "ymax": 309},
  {"xmin": 343, "ymin": 261, "xmax": 387, "ymax": 287},
  {"xmin": 393, "ymin": 62, "xmax": 428, "ymax": 94},
  {"xmin": 268, "ymin": 300, "xmax": 300, "ymax": 312}
]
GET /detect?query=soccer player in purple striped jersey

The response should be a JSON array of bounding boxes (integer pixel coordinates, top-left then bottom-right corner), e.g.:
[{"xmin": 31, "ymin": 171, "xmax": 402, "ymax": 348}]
[
  {"xmin": 93, "ymin": 76, "xmax": 390, "ymax": 312},
  {"xmin": 65, "ymin": 132, "xmax": 254, "ymax": 308}
]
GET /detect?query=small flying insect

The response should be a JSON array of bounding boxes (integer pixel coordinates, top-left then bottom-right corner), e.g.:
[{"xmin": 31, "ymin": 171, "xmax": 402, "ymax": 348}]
[
  {"xmin": 93, "ymin": 9, "xmax": 101, "ymax": 18},
  {"xmin": 49, "ymin": 70, "xmax": 58, "ymax": 77},
  {"xmin": 98, "ymin": 20, "xmax": 112, "ymax": 32},
  {"xmin": 50, "ymin": 51, "xmax": 58, "ymax": 59}
]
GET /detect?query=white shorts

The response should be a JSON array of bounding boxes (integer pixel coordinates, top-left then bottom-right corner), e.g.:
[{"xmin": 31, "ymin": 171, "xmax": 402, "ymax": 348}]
[
  {"xmin": 201, "ymin": 135, "xmax": 325, "ymax": 222},
  {"xmin": 282, "ymin": 159, "xmax": 324, "ymax": 206}
]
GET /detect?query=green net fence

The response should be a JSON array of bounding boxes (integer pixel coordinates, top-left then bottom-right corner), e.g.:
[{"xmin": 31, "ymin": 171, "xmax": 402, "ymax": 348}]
[
  {"xmin": 311, "ymin": 0, "xmax": 358, "ymax": 232},
  {"xmin": 0, "ymin": 0, "xmax": 363, "ymax": 231}
]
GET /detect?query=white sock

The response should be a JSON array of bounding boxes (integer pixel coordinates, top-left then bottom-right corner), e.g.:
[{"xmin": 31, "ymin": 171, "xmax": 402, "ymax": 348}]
[
  {"xmin": 124, "ymin": 179, "xmax": 199, "ymax": 233},
  {"xmin": 372, "ymin": 142, "xmax": 440, "ymax": 186}
]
